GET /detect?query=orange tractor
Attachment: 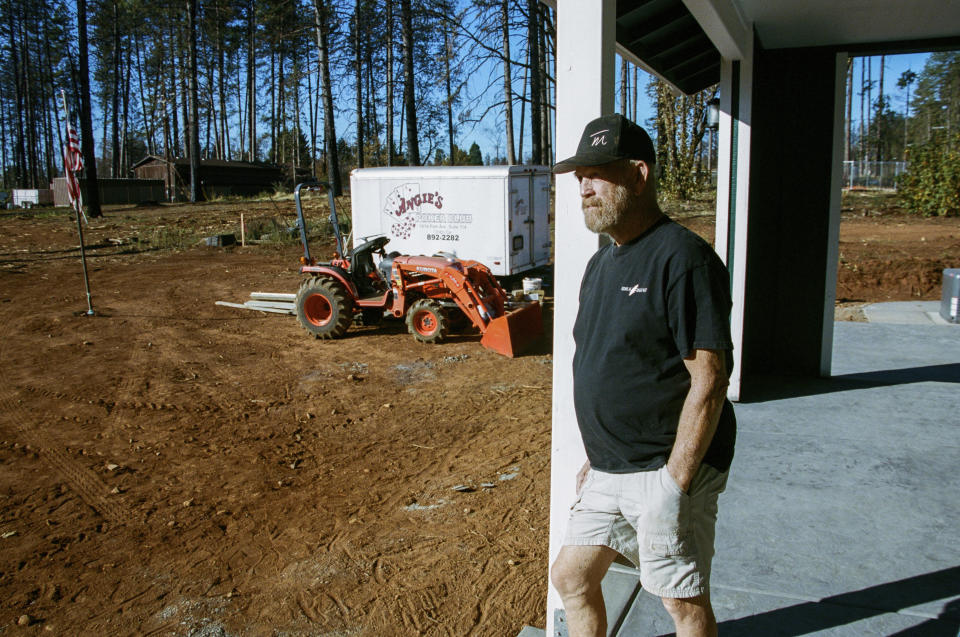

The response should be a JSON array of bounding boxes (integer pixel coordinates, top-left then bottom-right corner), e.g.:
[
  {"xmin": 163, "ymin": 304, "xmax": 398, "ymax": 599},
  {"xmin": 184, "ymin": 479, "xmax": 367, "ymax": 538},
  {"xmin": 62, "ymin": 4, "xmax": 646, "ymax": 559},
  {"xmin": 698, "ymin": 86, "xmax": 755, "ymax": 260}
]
[{"xmin": 292, "ymin": 181, "xmax": 543, "ymax": 357}]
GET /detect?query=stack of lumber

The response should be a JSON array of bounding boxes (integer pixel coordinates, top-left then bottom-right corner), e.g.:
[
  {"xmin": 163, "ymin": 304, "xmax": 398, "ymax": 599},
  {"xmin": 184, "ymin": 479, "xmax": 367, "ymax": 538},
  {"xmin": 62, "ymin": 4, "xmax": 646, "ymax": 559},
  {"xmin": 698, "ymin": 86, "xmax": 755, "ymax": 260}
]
[{"xmin": 216, "ymin": 292, "xmax": 296, "ymax": 315}]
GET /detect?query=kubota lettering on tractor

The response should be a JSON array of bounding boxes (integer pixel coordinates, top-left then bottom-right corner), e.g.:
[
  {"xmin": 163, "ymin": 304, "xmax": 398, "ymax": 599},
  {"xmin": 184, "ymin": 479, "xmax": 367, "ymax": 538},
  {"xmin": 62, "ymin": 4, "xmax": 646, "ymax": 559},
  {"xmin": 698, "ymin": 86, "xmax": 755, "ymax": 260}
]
[{"xmin": 292, "ymin": 181, "xmax": 542, "ymax": 358}]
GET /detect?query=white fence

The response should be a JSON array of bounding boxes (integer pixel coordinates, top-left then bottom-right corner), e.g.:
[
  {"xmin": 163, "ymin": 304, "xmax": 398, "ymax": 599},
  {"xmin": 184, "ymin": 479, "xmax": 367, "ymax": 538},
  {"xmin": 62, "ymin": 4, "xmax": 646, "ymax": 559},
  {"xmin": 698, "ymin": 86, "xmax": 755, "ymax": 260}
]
[{"xmin": 842, "ymin": 161, "xmax": 908, "ymax": 189}]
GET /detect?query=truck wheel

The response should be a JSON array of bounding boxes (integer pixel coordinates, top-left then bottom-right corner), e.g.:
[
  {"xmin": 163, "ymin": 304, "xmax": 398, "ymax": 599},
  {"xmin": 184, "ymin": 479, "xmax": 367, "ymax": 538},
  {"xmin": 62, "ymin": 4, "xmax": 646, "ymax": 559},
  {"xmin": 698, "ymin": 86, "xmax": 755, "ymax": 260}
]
[
  {"xmin": 296, "ymin": 276, "xmax": 354, "ymax": 339},
  {"xmin": 407, "ymin": 299, "xmax": 448, "ymax": 344}
]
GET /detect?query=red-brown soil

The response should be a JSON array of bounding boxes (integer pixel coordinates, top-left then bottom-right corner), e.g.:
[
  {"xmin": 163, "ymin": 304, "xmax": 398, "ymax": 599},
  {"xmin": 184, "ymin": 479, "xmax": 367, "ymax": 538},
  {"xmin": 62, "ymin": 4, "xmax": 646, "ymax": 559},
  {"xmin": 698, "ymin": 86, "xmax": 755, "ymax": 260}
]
[
  {"xmin": 0, "ymin": 193, "xmax": 956, "ymax": 635},
  {"xmin": 672, "ymin": 190, "xmax": 960, "ymax": 310}
]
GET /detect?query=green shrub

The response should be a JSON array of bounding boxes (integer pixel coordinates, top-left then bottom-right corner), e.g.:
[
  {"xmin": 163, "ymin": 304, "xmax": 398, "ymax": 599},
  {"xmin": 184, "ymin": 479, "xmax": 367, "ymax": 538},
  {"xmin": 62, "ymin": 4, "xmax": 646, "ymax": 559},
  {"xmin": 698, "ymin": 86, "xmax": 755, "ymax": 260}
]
[{"xmin": 898, "ymin": 134, "xmax": 960, "ymax": 217}]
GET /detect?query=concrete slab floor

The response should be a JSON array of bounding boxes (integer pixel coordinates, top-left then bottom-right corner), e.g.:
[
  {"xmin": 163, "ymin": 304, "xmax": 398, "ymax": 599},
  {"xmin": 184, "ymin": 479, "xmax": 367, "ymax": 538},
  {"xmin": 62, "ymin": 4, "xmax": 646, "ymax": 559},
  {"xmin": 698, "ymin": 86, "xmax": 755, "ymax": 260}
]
[{"xmin": 863, "ymin": 301, "xmax": 957, "ymax": 326}]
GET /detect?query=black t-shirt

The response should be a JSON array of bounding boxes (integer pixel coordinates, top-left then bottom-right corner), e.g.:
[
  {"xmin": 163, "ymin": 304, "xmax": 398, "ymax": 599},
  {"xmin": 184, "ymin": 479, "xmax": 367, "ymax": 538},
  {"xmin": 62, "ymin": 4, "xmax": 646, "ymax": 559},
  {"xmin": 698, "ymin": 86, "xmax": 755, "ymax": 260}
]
[{"xmin": 572, "ymin": 217, "xmax": 736, "ymax": 473}]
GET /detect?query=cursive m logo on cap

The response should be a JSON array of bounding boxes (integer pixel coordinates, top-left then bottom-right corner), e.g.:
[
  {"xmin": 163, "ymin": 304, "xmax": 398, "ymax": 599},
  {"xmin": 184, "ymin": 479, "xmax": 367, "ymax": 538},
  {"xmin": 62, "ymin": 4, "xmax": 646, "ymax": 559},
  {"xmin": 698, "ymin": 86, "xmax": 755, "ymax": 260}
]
[{"xmin": 590, "ymin": 129, "xmax": 609, "ymax": 147}]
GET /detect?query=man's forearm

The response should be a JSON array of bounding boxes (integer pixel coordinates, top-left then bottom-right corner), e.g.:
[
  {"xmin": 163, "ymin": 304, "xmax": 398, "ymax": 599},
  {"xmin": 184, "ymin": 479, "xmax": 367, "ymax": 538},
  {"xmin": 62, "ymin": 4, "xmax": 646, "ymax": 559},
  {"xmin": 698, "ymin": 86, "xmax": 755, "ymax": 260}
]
[{"xmin": 666, "ymin": 350, "xmax": 729, "ymax": 492}]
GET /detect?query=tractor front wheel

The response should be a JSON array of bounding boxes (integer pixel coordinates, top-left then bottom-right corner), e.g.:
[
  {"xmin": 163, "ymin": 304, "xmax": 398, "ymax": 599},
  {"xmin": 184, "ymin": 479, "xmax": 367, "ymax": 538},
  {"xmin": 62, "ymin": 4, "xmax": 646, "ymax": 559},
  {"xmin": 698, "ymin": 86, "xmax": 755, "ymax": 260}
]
[
  {"xmin": 296, "ymin": 276, "xmax": 354, "ymax": 339},
  {"xmin": 406, "ymin": 299, "xmax": 449, "ymax": 344}
]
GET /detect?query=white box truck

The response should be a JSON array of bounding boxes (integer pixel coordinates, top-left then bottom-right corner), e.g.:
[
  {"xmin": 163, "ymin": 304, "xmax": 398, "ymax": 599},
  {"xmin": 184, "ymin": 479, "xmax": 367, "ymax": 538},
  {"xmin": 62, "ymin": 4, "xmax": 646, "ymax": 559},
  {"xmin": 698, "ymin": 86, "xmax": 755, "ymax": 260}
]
[{"xmin": 349, "ymin": 166, "xmax": 552, "ymax": 277}]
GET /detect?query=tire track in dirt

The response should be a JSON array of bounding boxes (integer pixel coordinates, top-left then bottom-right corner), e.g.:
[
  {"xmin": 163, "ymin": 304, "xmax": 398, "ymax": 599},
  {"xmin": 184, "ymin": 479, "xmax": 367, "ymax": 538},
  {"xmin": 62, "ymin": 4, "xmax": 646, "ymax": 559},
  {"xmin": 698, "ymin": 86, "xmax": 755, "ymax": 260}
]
[
  {"xmin": 11, "ymin": 384, "xmax": 203, "ymax": 414},
  {"xmin": 0, "ymin": 307, "xmax": 130, "ymax": 526}
]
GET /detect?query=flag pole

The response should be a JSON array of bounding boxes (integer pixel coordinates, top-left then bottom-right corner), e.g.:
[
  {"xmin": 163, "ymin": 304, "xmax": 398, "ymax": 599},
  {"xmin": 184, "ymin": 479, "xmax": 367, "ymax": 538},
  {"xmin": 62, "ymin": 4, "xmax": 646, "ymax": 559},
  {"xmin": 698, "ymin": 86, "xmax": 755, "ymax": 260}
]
[{"xmin": 60, "ymin": 89, "xmax": 95, "ymax": 316}]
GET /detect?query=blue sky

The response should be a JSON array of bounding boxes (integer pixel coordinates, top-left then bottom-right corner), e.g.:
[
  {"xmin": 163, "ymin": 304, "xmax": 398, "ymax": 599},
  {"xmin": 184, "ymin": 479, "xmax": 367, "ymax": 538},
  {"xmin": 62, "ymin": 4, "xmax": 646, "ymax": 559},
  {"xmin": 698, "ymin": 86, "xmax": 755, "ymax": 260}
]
[
  {"xmin": 855, "ymin": 52, "xmax": 930, "ymax": 117},
  {"xmin": 457, "ymin": 52, "xmax": 933, "ymax": 163}
]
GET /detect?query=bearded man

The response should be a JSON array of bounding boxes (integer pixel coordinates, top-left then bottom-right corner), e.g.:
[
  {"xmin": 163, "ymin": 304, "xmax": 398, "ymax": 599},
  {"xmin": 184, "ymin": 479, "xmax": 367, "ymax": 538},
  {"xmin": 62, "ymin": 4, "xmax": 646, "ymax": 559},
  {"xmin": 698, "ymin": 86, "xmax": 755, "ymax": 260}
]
[{"xmin": 550, "ymin": 114, "xmax": 737, "ymax": 637}]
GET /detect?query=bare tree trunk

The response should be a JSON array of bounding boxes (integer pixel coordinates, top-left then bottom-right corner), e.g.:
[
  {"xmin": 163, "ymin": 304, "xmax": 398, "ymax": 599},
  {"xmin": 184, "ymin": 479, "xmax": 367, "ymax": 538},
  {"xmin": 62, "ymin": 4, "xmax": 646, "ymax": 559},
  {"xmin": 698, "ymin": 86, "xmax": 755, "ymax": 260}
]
[
  {"xmin": 858, "ymin": 58, "xmax": 865, "ymax": 164},
  {"xmin": 268, "ymin": 51, "xmax": 276, "ymax": 160},
  {"xmin": 518, "ymin": 48, "xmax": 527, "ymax": 162},
  {"xmin": 865, "ymin": 57, "xmax": 872, "ymax": 163},
  {"xmin": 527, "ymin": 0, "xmax": 541, "ymax": 166},
  {"xmin": 313, "ymin": 65, "xmax": 321, "ymax": 173},
  {"xmin": 76, "ymin": 0, "xmax": 102, "ymax": 216},
  {"xmin": 293, "ymin": 61, "xmax": 302, "ymax": 183},
  {"xmin": 501, "ymin": 0, "xmax": 515, "ymax": 165},
  {"xmin": 187, "ymin": 0, "xmax": 202, "ymax": 201},
  {"xmin": 236, "ymin": 48, "xmax": 246, "ymax": 159},
  {"xmin": 21, "ymin": 17, "xmax": 39, "ymax": 187},
  {"xmin": 306, "ymin": 55, "xmax": 316, "ymax": 176},
  {"xmin": 398, "ymin": 87, "xmax": 405, "ymax": 159},
  {"xmin": 0, "ymin": 94, "xmax": 7, "ymax": 188},
  {"xmin": 354, "ymin": 0, "xmax": 364, "ymax": 168},
  {"xmin": 169, "ymin": 26, "xmax": 181, "ymax": 157},
  {"xmin": 213, "ymin": 3, "xmax": 228, "ymax": 160},
  {"xmin": 180, "ymin": 26, "xmax": 191, "ymax": 161},
  {"xmin": 134, "ymin": 34, "xmax": 154, "ymax": 155},
  {"xmin": 162, "ymin": 93, "xmax": 173, "ymax": 197},
  {"xmin": 385, "ymin": 0, "xmax": 395, "ymax": 165},
  {"xmin": 206, "ymin": 62, "xmax": 216, "ymax": 158},
  {"xmin": 25, "ymin": 18, "xmax": 40, "ymax": 187},
  {"xmin": 246, "ymin": 0, "xmax": 256, "ymax": 161},
  {"xmin": 620, "ymin": 58, "xmax": 630, "ymax": 117},
  {"xmin": 167, "ymin": 32, "xmax": 178, "ymax": 158},
  {"xmin": 364, "ymin": 18, "xmax": 378, "ymax": 164},
  {"xmin": 122, "ymin": 45, "xmax": 132, "ymax": 174},
  {"xmin": 41, "ymin": 34, "xmax": 58, "ymax": 183},
  {"xmin": 278, "ymin": 48, "xmax": 287, "ymax": 166},
  {"xmin": 845, "ymin": 57, "xmax": 852, "ymax": 163},
  {"xmin": 0, "ymin": 98, "xmax": 8, "ymax": 189},
  {"xmin": 539, "ymin": 4, "xmax": 551, "ymax": 164},
  {"xmin": 443, "ymin": 13, "xmax": 455, "ymax": 164},
  {"xmin": 400, "ymin": 0, "xmax": 419, "ymax": 165},
  {"xmin": 111, "ymin": 0, "xmax": 121, "ymax": 177},
  {"xmin": 876, "ymin": 55, "xmax": 885, "ymax": 162},
  {"xmin": 313, "ymin": 0, "xmax": 342, "ymax": 194},
  {"xmin": 8, "ymin": 9, "xmax": 26, "ymax": 186}
]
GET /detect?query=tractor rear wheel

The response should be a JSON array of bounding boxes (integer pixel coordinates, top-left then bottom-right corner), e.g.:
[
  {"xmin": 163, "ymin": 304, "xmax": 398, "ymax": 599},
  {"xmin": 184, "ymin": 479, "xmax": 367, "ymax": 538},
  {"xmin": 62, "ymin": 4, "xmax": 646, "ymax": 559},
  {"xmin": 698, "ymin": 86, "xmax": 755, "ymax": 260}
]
[
  {"xmin": 406, "ymin": 299, "xmax": 449, "ymax": 344},
  {"xmin": 296, "ymin": 276, "xmax": 354, "ymax": 339}
]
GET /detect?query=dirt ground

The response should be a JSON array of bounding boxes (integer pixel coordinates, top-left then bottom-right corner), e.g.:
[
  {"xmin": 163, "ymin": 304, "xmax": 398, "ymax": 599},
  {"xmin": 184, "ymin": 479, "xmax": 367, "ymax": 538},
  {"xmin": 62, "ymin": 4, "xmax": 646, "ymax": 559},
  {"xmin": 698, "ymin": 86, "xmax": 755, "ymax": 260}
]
[{"xmin": 1, "ymin": 191, "xmax": 957, "ymax": 636}]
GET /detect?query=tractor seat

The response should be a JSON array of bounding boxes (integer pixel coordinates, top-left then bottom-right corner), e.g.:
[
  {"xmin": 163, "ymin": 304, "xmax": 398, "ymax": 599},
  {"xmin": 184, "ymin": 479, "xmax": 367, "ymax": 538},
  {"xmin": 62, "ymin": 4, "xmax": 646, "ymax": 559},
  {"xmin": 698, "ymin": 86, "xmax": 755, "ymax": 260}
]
[{"xmin": 378, "ymin": 251, "xmax": 401, "ymax": 280}]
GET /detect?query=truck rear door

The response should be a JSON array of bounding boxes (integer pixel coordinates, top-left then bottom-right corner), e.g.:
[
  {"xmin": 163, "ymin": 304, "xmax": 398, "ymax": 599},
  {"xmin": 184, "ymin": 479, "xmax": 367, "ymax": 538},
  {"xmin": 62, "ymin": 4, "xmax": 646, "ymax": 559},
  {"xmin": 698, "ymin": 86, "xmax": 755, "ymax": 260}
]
[{"xmin": 509, "ymin": 174, "xmax": 534, "ymax": 271}]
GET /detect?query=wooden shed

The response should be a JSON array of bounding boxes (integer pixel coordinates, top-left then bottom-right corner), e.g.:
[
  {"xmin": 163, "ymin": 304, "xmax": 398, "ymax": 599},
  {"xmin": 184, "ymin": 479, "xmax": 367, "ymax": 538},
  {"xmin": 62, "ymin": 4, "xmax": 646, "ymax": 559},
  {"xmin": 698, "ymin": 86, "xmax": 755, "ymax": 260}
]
[
  {"xmin": 52, "ymin": 177, "xmax": 165, "ymax": 206},
  {"xmin": 131, "ymin": 156, "xmax": 284, "ymax": 201}
]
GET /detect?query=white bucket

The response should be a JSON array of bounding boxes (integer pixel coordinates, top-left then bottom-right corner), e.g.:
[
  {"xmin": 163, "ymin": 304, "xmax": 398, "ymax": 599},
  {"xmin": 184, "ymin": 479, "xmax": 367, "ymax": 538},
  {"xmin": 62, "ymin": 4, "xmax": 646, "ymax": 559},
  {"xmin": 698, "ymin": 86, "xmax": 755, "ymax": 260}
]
[{"xmin": 522, "ymin": 277, "xmax": 542, "ymax": 294}]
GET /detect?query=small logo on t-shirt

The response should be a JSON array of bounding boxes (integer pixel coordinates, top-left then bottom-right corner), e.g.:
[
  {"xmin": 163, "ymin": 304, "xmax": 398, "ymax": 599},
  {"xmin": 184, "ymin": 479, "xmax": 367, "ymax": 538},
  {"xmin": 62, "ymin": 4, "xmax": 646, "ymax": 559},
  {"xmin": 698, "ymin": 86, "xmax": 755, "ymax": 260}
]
[{"xmin": 620, "ymin": 284, "xmax": 648, "ymax": 296}]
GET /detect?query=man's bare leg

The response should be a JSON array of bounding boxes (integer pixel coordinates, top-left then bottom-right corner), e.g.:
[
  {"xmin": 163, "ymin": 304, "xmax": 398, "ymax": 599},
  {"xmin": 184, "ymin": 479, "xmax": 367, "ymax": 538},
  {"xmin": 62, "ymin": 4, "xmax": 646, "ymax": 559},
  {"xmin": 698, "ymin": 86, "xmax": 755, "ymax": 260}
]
[
  {"xmin": 661, "ymin": 594, "xmax": 717, "ymax": 637},
  {"xmin": 550, "ymin": 545, "xmax": 619, "ymax": 637}
]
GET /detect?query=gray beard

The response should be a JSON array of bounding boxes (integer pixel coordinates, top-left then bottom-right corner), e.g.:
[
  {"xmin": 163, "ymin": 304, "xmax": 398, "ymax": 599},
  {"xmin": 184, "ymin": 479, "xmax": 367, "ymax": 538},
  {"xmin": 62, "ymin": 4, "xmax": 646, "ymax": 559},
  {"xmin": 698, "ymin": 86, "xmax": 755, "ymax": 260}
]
[{"xmin": 582, "ymin": 184, "xmax": 638, "ymax": 234}]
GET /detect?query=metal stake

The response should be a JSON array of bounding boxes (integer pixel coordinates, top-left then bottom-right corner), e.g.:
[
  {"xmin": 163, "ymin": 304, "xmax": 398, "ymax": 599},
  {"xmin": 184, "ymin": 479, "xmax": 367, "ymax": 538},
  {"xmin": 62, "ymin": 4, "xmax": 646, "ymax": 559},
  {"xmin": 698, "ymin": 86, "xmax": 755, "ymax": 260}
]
[{"xmin": 75, "ymin": 205, "xmax": 95, "ymax": 316}]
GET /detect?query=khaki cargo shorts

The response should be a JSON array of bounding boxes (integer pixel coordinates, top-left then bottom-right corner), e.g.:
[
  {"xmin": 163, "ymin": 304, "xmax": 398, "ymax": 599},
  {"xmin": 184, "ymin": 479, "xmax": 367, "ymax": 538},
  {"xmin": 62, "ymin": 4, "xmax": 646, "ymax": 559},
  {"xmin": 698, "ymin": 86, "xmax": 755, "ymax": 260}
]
[{"xmin": 562, "ymin": 463, "xmax": 728, "ymax": 599}]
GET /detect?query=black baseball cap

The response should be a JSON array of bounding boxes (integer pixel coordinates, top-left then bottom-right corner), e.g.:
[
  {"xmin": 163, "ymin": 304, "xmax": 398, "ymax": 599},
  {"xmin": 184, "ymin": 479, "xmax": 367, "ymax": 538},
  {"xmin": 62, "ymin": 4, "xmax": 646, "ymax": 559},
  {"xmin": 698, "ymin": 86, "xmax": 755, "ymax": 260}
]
[{"xmin": 552, "ymin": 113, "xmax": 656, "ymax": 174}]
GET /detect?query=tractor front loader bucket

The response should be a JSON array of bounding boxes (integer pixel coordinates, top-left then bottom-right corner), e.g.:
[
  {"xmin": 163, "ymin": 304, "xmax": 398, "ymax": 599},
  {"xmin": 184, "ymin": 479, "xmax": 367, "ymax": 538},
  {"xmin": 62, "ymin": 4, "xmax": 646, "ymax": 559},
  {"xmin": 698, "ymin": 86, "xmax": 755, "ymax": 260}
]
[{"xmin": 479, "ymin": 302, "xmax": 543, "ymax": 358}]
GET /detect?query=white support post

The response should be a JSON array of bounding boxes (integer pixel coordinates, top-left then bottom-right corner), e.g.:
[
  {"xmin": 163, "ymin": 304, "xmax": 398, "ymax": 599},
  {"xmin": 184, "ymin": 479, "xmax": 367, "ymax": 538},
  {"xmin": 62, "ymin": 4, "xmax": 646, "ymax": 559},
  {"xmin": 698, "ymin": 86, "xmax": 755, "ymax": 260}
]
[
  {"xmin": 547, "ymin": 0, "xmax": 616, "ymax": 633},
  {"xmin": 821, "ymin": 52, "xmax": 849, "ymax": 377},
  {"xmin": 714, "ymin": 29, "xmax": 753, "ymax": 403},
  {"xmin": 713, "ymin": 61, "xmax": 733, "ymax": 266}
]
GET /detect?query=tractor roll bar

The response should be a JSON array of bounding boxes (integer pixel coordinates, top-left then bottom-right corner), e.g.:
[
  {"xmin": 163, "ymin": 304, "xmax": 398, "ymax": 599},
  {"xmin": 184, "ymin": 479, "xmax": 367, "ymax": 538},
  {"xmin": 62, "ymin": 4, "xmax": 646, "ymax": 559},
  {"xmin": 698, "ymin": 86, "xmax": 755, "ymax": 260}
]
[{"xmin": 294, "ymin": 179, "xmax": 343, "ymax": 262}]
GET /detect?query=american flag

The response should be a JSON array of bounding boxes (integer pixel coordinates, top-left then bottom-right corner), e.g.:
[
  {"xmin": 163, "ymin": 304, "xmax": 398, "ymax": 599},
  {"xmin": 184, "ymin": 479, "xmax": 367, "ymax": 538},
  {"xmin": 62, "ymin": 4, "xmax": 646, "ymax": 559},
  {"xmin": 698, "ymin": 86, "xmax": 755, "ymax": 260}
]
[{"xmin": 63, "ymin": 119, "xmax": 84, "ymax": 218}]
